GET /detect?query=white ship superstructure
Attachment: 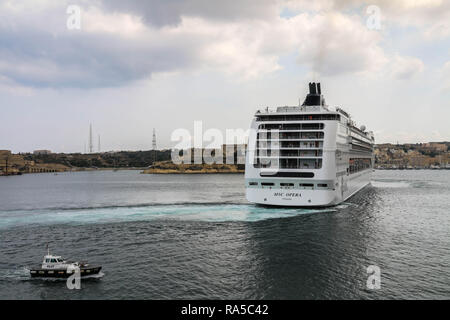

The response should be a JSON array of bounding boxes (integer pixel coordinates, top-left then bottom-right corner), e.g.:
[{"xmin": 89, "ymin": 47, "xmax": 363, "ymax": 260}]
[{"xmin": 245, "ymin": 82, "xmax": 374, "ymax": 207}]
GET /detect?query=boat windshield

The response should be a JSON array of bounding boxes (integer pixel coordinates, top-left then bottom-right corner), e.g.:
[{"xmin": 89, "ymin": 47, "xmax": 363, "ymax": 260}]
[{"xmin": 45, "ymin": 258, "xmax": 64, "ymax": 263}]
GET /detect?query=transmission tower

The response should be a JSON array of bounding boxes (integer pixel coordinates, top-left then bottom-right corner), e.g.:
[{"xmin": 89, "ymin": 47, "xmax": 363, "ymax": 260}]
[
  {"xmin": 152, "ymin": 128, "xmax": 157, "ymax": 164},
  {"xmin": 152, "ymin": 128, "xmax": 157, "ymax": 150},
  {"xmin": 89, "ymin": 124, "xmax": 93, "ymax": 153}
]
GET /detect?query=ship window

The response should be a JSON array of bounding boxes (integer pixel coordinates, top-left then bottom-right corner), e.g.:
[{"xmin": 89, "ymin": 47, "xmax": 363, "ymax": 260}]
[
  {"xmin": 51, "ymin": 259, "xmax": 57, "ymax": 263},
  {"xmin": 318, "ymin": 184, "xmax": 328, "ymax": 188},
  {"xmin": 260, "ymin": 172, "xmax": 314, "ymax": 178},
  {"xmin": 280, "ymin": 183, "xmax": 294, "ymax": 187},
  {"xmin": 45, "ymin": 259, "xmax": 50, "ymax": 263},
  {"xmin": 299, "ymin": 183, "xmax": 314, "ymax": 187},
  {"xmin": 349, "ymin": 158, "xmax": 372, "ymax": 174},
  {"xmin": 257, "ymin": 114, "xmax": 340, "ymax": 122},
  {"xmin": 261, "ymin": 183, "xmax": 275, "ymax": 186},
  {"xmin": 258, "ymin": 123, "xmax": 324, "ymax": 130},
  {"xmin": 249, "ymin": 182, "xmax": 258, "ymax": 186}
]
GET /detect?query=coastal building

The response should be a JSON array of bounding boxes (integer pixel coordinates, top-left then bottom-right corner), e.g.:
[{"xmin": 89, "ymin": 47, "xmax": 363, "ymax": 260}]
[
  {"xmin": 177, "ymin": 144, "xmax": 247, "ymax": 165},
  {"xmin": 1, "ymin": 150, "xmax": 69, "ymax": 175},
  {"xmin": 0, "ymin": 151, "xmax": 25, "ymax": 175},
  {"xmin": 33, "ymin": 150, "xmax": 52, "ymax": 155}
]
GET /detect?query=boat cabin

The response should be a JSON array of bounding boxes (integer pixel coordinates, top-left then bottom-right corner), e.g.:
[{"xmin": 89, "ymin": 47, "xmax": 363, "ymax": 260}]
[{"xmin": 42, "ymin": 254, "xmax": 70, "ymax": 269}]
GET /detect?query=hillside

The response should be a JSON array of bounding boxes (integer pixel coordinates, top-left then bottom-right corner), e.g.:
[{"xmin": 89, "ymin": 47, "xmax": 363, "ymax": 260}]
[{"xmin": 142, "ymin": 161, "xmax": 244, "ymax": 174}]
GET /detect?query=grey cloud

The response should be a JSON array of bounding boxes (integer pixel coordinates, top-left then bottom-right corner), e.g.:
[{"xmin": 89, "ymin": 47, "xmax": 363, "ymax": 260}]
[
  {"xmin": 0, "ymin": 23, "xmax": 203, "ymax": 88},
  {"xmin": 0, "ymin": 1, "xmax": 406, "ymax": 89},
  {"xmin": 101, "ymin": 0, "xmax": 277, "ymax": 27},
  {"xmin": 0, "ymin": 0, "xmax": 279, "ymax": 88},
  {"xmin": 295, "ymin": 12, "xmax": 386, "ymax": 77}
]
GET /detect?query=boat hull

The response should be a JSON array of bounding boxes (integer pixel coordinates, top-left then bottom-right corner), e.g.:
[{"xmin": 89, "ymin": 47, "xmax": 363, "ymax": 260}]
[{"xmin": 30, "ymin": 266, "xmax": 102, "ymax": 278}]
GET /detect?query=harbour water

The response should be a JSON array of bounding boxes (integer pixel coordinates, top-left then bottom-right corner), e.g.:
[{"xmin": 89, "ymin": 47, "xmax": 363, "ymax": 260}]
[{"xmin": 0, "ymin": 170, "xmax": 449, "ymax": 299}]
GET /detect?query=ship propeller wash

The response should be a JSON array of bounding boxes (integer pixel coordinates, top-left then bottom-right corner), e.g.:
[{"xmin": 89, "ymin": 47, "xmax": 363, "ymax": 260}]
[{"xmin": 245, "ymin": 82, "xmax": 374, "ymax": 207}]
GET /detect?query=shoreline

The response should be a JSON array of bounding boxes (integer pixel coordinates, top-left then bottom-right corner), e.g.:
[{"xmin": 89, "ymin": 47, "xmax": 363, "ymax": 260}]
[
  {"xmin": 0, "ymin": 167, "xmax": 148, "ymax": 176},
  {"xmin": 3, "ymin": 166, "xmax": 448, "ymax": 174},
  {"xmin": 2, "ymin": 168, "xmax": 449, "ymax": 177}
]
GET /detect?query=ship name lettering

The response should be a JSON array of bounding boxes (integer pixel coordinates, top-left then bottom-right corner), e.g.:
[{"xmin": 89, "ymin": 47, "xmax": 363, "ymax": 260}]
[{"xmin": 285, "ymin": 193, "xmax": 301, "ymax": 197}]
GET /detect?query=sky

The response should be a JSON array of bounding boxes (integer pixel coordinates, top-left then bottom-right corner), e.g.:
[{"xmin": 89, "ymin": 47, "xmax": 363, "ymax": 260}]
[{"xmin": 0, "ymin": 0, "xmax": 449, "ymax": 153}]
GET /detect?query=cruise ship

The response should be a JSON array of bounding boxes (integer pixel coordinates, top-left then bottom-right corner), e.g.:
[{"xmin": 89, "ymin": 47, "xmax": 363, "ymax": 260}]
[{"xmin": 245, "ymin": 82, "xmax": 374, "ymax": 207}]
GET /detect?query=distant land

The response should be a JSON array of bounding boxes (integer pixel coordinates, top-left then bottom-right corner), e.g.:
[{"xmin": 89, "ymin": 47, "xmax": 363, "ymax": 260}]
[
  {"xmin": 1, "ymin": 142, "xmax": 449, "ymax": 176},
  {"xmin": 0, "ymin": 149, "xmax": 172, "ymax": 175},
  {"xmin": 375, "ymin": 142, "xmax": 450, "ymax": 169},
  {"xmin": 143, "ymin": 161, "xmax": 244, "ymax": 174}
]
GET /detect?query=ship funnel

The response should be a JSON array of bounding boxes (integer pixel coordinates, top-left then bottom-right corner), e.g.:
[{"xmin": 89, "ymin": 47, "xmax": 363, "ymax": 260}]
[
  {"xmin": 302, "ymin": 82, "xmax": 324, "ymax": 106},
  {"xmin": 309, "ymin": 82, "xmax": 317, "ymax": 95}
]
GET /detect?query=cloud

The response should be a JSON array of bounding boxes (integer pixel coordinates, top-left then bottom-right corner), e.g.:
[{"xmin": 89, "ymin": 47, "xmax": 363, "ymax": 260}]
[
  {"xmin": 178, "ymin": 12, "xmax": 387, "ymax": 79},
  {"xmin": 378, "ymin": 0, "xmax": 450, "ymax": 41},
  {"xmin": 442, "ymin": 61, "xmax": 450, "ymax": 89},
  {"xmin": 294, "ymin": 12, "xmax": 387, "ymax": 76},
  {"xmin": 359, "ymin": 0, "xmax": 450, "ymax": 39},
  {"xmin": 388, "ymin": 55, "xmax": 424, "ymax": 80},
  {"xmin": 0, "ymin": 0, "xmax": 435, "ymax": 88},
  {"xmin": 100, "ymin": 0, "xmax": 279, "ymax": 27},
  {"xmin": 0, "ymin": 2, "xmax": 205, "ymax": 88},
  {"xmin": 285, "ymin": 0, "xmax": 450, "ymax": 40}
]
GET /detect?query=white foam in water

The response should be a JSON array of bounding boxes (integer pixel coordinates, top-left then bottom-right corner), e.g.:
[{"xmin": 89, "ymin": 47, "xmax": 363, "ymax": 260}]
[
  {"xmin": 0, "ymin": 204, "xmax": 335, "ymax": 229},
  {"xmin": 371, "ymin": 180, "xmax": 411, "ymax": 188},
  {"xmin": 83, "ymin": 271, "xmax": 105, "ymax": 279},
  {"xmin": 0, "ymin": 267, "xmax": 31, "ymax": 281},
  {"xmin": 334, "ymin": 202, "xmax": 354, "ymax": 210}
]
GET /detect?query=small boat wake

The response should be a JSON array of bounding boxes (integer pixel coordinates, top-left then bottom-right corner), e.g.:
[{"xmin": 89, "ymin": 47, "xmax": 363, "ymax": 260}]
[
  {"xmin": 0, "ymin": 266, "xmax": 31, "ymax": 282},
  {"xmin": 83, "ymin": 271, "xmax": 105, "ymax": 279}
]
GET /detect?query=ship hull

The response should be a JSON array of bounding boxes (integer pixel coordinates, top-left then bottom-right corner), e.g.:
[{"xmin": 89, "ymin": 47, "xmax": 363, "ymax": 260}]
[
  {"xmin": 246, "ymin": 169, "xmax": 372, "ymax": 207},
  {"xmin": 30, "ymin": 266, "xmax": 102, "ymax": 278}
]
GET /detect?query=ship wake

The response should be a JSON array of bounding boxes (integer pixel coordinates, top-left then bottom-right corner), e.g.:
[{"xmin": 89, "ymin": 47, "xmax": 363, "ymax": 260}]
[{"xmin": 0, "ymin": 203, "xmax": 336, "ymax": 229}]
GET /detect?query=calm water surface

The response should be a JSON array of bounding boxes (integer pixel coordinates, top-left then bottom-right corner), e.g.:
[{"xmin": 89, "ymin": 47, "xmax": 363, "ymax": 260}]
[{"xmin": 0, "ymin": 170, "xmax": 449, "ymax": 299}]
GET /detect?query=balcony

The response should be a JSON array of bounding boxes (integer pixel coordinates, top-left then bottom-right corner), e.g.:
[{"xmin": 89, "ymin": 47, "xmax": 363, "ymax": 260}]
[{"xmin": 254, "ymin": 158, "xmax": 322, "ymax": 169}]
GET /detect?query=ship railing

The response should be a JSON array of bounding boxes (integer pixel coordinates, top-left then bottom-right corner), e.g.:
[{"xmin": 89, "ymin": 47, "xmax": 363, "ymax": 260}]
[
  {"xmin": 256, "ymin": 147, "xmax": 322, "ymax": 150},
  {"xmin": 256, "ymin": 156, "xmax": 322, "ymax": 159}
]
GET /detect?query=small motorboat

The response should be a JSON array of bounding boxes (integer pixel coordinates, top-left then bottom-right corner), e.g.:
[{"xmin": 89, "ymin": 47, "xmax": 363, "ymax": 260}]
[{"xmin": 30, "ymin": 248, "xmax": 102, "ymax": 278}]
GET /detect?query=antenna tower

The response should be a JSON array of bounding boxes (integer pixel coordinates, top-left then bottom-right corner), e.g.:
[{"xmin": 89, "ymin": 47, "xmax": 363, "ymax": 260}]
[
  {"xmin": 89, "ymin": 124, "xmax": 93, "ymax": 153},
  {"xmin": 152, "ymin": 128, "xmax": 157, "ymax": 150},
  {"xmin": 152, "ymin": 128, "xmax": 157, "ymax": 164}
]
